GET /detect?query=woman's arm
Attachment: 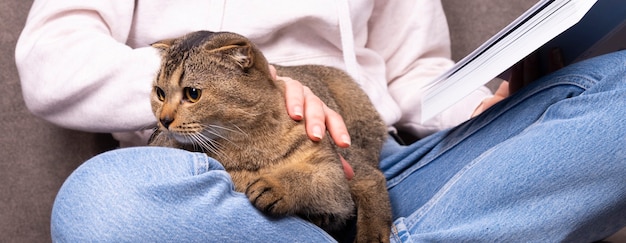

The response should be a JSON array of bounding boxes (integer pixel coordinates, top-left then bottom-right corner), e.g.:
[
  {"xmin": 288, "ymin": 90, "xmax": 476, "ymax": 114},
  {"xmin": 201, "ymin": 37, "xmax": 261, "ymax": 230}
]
[
  {"xmin": 17, "ymin": 1, "xmax": 352, "ymax": 147},
  {"xmin": 368, "ymin": 0, "xmax": 492, "ymax": 138},
  {"xmin": 15, "ymin": 1, "xmax": 160, "ymax": 133}
]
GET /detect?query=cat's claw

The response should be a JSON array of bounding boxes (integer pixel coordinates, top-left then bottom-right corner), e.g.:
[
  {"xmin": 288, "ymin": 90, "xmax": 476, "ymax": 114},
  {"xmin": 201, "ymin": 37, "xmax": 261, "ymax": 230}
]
[{"xmin": 245, "ymin": 177, "xmax": 290, "ymax": 215}]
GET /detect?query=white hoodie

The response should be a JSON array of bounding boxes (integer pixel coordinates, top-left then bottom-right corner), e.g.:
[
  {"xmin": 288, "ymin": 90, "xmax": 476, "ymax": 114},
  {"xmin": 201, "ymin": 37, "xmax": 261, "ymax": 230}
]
[{"xmin": 16, "ymin": 0, "xmax": 491, "ymax": 146}]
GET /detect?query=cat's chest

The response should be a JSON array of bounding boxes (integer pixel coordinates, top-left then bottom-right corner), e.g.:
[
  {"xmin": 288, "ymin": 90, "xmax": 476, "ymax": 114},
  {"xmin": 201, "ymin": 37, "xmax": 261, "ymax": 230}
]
[
  {"xmin": 222, "ymin": 158, "xmax": 286, "ymax": 193},
  {"xmin": 227, "ymin": 170, "xmax": 259, "ymax": 192},
  {"xmin": 212, "ymin": 147, "xmax": 277, "ymax": 171}
]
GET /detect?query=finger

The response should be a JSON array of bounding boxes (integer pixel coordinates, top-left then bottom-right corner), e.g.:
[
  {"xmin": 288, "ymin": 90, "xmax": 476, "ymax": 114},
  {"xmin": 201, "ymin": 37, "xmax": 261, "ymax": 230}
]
[
  {"xmin": 478, "ymin": 80, "xmax": 510, "ymax": 117},
  {"xmin": 302, "ymin": 86, "xmax": 327, "ymax": 141},
  {"xmin": 281, "ymin": 76, "xmax": 304, "ymax": 120},
  {"xmin": 279, "ymin": 74, "xmax": 351, "ymax": 147},
  {"xmin": 471, "ymin": 100, "xmax": 486, "ymax": 118},
  {"xmin": 476, "ymin": 95, "xmax": 506, "ymax": 116},
  {"xmin": 471, "ymin": 82, "xmax": 509, "ymax": 117},
  {"xmin": 323, "ymin": 106, "xmax": 351, "ymax": 148},
  {"xmin": 494, "ymin": 81, "xmax": 510, "ymax": 98}
]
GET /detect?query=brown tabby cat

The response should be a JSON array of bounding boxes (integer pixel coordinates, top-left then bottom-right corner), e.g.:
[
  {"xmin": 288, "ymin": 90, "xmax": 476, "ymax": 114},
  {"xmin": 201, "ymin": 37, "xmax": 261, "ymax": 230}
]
[{"xmin": 148, "ymin": 30, "xmax": 391, "ymax": 242}]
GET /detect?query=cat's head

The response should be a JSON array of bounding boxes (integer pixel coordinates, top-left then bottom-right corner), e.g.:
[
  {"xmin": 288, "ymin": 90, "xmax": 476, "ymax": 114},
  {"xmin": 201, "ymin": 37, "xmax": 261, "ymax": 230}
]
[{"xmin": 150, "ymin": 31, "xmax": 284, "ymax": 147}]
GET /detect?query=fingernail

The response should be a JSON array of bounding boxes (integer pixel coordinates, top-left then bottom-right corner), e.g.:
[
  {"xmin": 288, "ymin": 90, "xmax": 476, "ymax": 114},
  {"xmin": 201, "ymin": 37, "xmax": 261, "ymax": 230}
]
[
  {"xmin": 313, "ymin": 126, "xmax": 323, "ymax": 140},
  {"xmin": 293, "ymin": 106, "xmax": 303, "ymax": 120},
  {"xmin": 341, "ymin": 134, "xmax": 351, "ymax": 146}
]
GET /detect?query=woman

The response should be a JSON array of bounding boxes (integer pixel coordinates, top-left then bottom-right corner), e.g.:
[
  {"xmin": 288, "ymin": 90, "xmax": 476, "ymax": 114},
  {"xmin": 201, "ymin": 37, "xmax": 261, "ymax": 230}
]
[{"xmin": 16, "ymin": 0, "xmax": 625, "ymax": 241}]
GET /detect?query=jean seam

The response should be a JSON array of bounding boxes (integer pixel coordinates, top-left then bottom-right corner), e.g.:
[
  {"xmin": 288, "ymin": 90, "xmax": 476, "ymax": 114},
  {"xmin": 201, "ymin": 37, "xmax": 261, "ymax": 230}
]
[
  {"xmin": 398, "ymin": 75, "xmax": 595, "ymax": 227},
  {"xmin": 192, "ymin": 152, "xmax": 211, "ymax": 175},
  {"xmin": 406, "ymin": 148, "xmax": 493, "ymax": 227},
  {"xmin": 386, "ymin": 76, "xmax": 592, "ymax": 191}
]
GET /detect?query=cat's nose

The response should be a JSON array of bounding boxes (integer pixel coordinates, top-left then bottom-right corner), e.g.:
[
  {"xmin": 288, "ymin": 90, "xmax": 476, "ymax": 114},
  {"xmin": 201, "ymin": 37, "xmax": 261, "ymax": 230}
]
[{"xmin": 160, "ymin": 116, "xmax": 174, "ymax": 129}]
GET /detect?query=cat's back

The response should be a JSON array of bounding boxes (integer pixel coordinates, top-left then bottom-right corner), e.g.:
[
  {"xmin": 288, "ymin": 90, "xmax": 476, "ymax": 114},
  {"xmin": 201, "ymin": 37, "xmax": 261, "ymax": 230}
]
[{"xmin": 275, "ymin": 65, "xmax": 387, "ymax": 162}]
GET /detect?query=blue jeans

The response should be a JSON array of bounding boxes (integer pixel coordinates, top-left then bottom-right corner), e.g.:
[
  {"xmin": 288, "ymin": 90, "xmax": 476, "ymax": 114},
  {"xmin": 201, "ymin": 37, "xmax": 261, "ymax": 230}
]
[{"xmin": 52, "ymin": 51, "xmax": 626, "ymax": 242}]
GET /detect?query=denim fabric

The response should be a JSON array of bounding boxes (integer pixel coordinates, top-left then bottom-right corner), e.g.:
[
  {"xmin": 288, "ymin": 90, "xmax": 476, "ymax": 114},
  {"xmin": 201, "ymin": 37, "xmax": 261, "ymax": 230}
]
[
  {"xmin": 52, "ymin": 51, "xmax": 626, "ymax": 242},
  {"xmin": 51, "ymin": 147, "xmax": 334, "ymax": 242},
  {"xmin": 383, "ymin": 50, "xmax": 626, "ymax": 242}
]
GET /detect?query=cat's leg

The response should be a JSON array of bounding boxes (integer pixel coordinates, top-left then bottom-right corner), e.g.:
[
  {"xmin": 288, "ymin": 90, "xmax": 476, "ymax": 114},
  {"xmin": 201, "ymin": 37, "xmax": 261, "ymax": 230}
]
[
  {"xmin": 348, "ymin": 162, "xmax": 392, "ymax": 243},
  {"xmin": 244, "ymin": 156, "xmax": 355, "ymax": 227}
]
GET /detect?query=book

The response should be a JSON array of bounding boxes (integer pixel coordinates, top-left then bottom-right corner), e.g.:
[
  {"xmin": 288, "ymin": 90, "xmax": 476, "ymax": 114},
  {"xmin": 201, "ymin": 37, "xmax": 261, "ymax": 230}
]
[
  {"xmin": 420, "ymin": 0, "xmax": 626, "ymax": 123},
  {"xmin": 538, "ymin": 0, "xmax": 626, "ymax": 68}
]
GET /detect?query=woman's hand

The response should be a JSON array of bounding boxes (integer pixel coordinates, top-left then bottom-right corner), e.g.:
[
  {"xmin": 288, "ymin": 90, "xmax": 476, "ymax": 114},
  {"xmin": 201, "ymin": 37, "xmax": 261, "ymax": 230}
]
[
  {"xmin": 269, "ymin": 65, "xmax": 352, "ymax": 148},
  {"xmin": 472, "ymin": 81, "xmax": 510, "ymax": 116}
]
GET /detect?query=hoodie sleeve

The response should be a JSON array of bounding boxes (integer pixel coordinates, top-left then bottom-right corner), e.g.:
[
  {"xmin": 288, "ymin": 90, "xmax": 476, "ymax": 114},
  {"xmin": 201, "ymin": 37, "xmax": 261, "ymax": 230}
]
[
  {"xmin": 367, "ymin": 0, "xmax": 492, "ymax": 138},
  {"xmin": 15, "ymin": 0, "xmax": 161, "ymax": 133}
]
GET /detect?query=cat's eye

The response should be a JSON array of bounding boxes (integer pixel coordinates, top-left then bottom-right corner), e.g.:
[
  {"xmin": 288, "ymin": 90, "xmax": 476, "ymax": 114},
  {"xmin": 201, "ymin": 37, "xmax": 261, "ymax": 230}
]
[
  {"xmin": 155, "ymin": 87, "xmax": 166, "ymax": 101},
  {"xmin": 184, "ymin": 87, "xmax": 202, "ymax": 103}
]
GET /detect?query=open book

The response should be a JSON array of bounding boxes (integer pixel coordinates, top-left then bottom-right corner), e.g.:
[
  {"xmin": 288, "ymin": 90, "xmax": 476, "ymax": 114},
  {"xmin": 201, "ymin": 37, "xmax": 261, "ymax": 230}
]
[{"xmin": 420, "ymin": 0, "xmax": 626, "ymax": 122}]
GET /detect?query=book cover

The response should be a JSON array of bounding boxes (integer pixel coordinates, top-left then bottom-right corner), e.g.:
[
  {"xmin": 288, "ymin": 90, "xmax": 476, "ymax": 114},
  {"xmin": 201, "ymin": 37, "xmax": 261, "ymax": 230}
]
[{"xmin": 538, "ymin": 0, "xmax": 626, "ymax": 71}]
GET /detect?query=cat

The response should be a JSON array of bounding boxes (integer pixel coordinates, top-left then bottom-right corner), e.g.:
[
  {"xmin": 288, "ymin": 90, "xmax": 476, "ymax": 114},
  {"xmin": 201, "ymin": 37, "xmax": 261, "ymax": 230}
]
[{"xmin": 148, "ymin": 30, "xmax": 391, "ymax": 242}]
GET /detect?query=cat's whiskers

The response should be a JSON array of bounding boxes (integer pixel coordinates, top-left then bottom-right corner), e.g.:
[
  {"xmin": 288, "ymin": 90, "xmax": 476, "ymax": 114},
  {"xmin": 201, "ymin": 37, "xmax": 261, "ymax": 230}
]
[
  {"xmin": 201, "ymin": 125, "xmax": 241, "ymax": 150},
  {"xmin": 186, "ymin": 132, "xmax": 203, "ymax": 152},
  {"xmin": 185, "ymin": 131, "xmax": 216, "ymax": 153},
  {"xmin": 194, "ymin": 131, "xmax": 235, "ymax": 164},
  {"xmin": 208, "ymin": 123, "xmax": 249, "ymax": 138},
  {"xmin": 139, "ymin": 123, "xmax": 159, "ymax": 132},
  {"xmin": 170, "ymin": 123, "xmax": 232, "ymax": 159},
  {"xmin": 228, "ymin": 123, "xmax": 249, "ymax": 137}
]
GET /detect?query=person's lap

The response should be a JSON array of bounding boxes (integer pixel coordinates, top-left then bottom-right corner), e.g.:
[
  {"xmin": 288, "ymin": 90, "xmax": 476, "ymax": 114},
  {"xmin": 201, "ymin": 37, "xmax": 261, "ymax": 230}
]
[
  {"xmin": 383, "ymin": 50, "xmax": 626, "ymax": 242},
  {"xmin": 52, "ymin": 50, "xmax": 626, "ymax": 242},
  {"xmin": 51, "ymin": 147, "xmax": 335, "ymax": 242}
]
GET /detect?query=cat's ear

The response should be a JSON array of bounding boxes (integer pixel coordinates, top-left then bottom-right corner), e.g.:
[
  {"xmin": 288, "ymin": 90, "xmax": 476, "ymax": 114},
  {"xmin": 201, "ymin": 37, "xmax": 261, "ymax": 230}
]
[
  {"xmin": 151, "ymin": 39, "xmax": 176, "ymax": 52},
  {"xmin": 227, "ymin": 44, "xmax": 254, "ymax": 69},
  {"xmin": 206, "ymin": 42, "xmax": 254, "ymax": 69}
]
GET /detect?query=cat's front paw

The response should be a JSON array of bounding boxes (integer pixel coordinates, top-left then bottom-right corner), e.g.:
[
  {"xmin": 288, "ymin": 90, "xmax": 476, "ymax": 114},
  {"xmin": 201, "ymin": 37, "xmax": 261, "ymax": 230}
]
[
  {"xmin": 245, "ymin": 177, "xmax": 292, "ymax": 215},
  {"xmin": 356, "ymin": 220, "xmax": 391, "ymax": 243}
]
